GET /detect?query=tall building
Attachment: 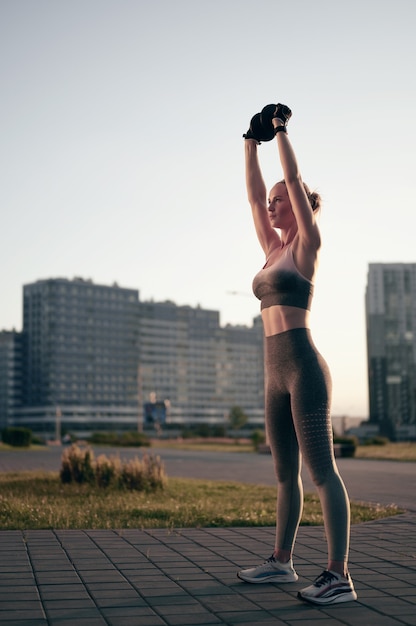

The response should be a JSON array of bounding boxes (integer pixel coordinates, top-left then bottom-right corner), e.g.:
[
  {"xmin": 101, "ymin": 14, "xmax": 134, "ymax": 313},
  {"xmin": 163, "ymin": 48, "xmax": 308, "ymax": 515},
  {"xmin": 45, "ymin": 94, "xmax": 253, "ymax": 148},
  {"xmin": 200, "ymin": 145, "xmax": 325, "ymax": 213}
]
[
  {"xmin": 0, "ymin": 330, "xmax": 23, "ymax": 429},
  {"xmin": 5, "ymin": 277, "xmax": 265, "ymax": 437},
  {"xmin": 366, "ymin": 263, "xmax": 416, "ymax": 440},
  {"xmin": 15, "ymin": 278, "xmax": 139, "ymax": 435},
  {"xmin": 138, "ymin": 301, "xmax": 264, "ymax": 425},
  {"xmin": 220, "ymin": 319, "xmax": 264, "ymax": 424}
]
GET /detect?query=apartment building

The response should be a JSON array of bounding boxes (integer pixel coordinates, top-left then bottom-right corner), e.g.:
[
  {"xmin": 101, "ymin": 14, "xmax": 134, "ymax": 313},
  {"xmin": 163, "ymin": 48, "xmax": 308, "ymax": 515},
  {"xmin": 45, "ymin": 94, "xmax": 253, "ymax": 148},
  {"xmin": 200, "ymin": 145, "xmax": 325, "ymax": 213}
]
[
  {"xmin": 138, "ymin": 300, "xmax": 264, "ymax": 425},
  {"xmin": 366, "ymin": 263, "xmax": 416, "ymax": 440},
  {"xmin": 4, "ymin": 278, "xmax": 264, "ymax": 436},
  {"xmin": 15, "ymin": 278, "xmax": 139, "ymax": 434},
  {"xmin": 0, "ymin": 330, "xmax": 23, "ymax": 429}
]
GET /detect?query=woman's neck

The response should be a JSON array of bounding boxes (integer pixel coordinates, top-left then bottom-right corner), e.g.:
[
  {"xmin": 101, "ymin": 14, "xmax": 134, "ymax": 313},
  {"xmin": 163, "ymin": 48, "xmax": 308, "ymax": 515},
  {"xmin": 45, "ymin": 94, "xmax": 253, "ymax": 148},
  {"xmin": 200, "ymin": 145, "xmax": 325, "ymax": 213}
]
[{"xmin": 279, "ymin": 228, "xmax": 297, "ymax": 248}]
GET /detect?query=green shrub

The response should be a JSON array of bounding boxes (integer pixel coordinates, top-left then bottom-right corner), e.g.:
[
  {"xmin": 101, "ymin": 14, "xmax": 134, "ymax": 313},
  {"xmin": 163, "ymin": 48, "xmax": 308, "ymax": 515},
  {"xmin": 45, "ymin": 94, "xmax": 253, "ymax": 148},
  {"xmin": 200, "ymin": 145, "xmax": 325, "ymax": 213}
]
[
  {"xmin": 363, "ymin": 436, "xmax": 389, "ymax": 446},
  {"xmin": 89, "ymin": 432, "xmax": 116, "ymax": 445},
  {"xmin": 211, "ymin": 425, "xmax": 226, "ymax": 437},
  {"xmin": 251, "ymin": 429, "xmax": 266, "ymax": 450},
  {"xmin": 60, "ymin": 444, "xmax": 166, "ymax": 491},
  {"xmin": 333, "ymin": 435, "xmax": 358, "ymax": 446},
  {"xmin": 118, "ymin": 431, "xmax": 151, "ymax": 447},
  {"xmin": 195, "ymin": 424, "xmax": 211, "ymax": 437},
  {"xmin": 88, "ymin": 431, "xmax": 150, "ymax": 447},
  {"xmin": 180, "ymin": 424, "xmax": 227, "ymax": 438},
  {"xmin": 1, "ymin": 427, "xmax": 32, "ymax": 448},
  {"xmin": 31, "ymin": 434, "xmax": 46, "ymax": 446},
  {"xmin": 333, "ymin": 435, "xmax": 357, "ymax": 458}
]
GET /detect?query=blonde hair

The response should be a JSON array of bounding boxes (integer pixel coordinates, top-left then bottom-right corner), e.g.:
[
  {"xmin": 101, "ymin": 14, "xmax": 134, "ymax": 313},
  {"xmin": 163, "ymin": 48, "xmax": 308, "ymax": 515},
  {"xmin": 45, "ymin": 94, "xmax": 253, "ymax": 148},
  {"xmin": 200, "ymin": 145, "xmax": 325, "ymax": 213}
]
[{"xmin": 278, "ymin": 180, "xmax": 322, "ymax": 212}]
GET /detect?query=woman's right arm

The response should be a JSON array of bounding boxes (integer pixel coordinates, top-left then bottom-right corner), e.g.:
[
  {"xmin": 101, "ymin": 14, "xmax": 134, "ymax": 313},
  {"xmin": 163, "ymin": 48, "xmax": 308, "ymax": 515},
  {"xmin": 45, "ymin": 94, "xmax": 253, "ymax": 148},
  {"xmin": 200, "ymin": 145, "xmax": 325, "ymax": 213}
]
[{"xmin": 245, "ymin": 139, "xmax": 280, "ymax": 255}]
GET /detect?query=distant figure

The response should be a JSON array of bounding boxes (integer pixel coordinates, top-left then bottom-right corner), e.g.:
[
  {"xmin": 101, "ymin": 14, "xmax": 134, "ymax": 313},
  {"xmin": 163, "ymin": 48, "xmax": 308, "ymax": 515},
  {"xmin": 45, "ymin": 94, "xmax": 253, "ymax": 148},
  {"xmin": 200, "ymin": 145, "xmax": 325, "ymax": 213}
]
[{"xmin": 237, "ymin": 104, "xmax": 357, "ymax": 605}]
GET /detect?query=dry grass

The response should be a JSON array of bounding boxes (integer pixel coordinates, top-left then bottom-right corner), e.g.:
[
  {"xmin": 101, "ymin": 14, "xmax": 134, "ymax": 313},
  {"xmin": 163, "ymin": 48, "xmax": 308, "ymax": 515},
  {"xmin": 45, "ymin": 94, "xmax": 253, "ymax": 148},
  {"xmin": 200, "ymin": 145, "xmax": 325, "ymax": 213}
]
[
  {"xmin": 0, "ymin": 472, "xmax": 403, "ymax": 530},
  {"xmin": 152, "ymin": 439, "xmax": 254, "ymax": 453},
  {"xmin": 355, "ymin": 442, "xmax": 416, "ymax": 462}
]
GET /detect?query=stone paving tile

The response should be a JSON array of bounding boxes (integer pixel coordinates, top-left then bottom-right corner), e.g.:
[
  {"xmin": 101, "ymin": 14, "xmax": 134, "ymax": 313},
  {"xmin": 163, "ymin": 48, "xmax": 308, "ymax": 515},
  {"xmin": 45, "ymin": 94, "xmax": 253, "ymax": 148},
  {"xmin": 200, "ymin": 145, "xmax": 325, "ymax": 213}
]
[
  {"xmin": 0, "ymin": 609, "xmax": 46, "ymax": 622},
  {"xmin": 47, "ymin": 614, "xmax": 108, "ymax": 626},
  {"xmin": 105, "ymin": 618, "xmax": 166, "ymax": 626},
  {"xmin": 0, "ymin": 621, "xmax": 48, "ymax": 626},
  {"xmin": 0, "ymin": 514, "xmax": 415, "ymax": 625},
  {"xmin": 35, "ymin": 574, "xmax": 82, "ymax": 585}
]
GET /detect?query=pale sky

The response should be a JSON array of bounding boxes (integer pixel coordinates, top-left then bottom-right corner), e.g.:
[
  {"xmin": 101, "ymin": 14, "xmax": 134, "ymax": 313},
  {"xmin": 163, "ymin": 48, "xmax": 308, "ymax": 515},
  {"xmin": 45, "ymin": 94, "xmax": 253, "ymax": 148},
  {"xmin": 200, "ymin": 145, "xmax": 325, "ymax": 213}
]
[{"xmin": 1, "ymin": 0, "xmax": 416, "ymax": 417}]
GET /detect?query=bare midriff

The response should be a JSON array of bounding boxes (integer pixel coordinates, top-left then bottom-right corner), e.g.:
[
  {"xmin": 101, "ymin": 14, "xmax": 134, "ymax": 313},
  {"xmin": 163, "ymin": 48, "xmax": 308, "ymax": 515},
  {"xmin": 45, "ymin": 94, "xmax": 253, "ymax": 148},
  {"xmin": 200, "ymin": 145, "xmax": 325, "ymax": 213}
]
[{"xmin": 261, "ymin": 304, "xmax": 311, "ymax": 337}]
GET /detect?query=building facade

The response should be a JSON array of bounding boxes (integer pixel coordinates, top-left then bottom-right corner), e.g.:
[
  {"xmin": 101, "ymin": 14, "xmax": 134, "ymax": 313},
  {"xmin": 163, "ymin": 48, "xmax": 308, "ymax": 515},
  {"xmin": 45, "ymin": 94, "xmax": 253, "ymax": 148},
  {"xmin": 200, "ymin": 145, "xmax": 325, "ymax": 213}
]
[
  {"xmin": 366, "ymin": 263, "xmax": 416, "ymax": 440},
  {"xmin": 138, "ymin": 301, "xmax": 264, "ymax": 426},
  {"xmin": 15, "ymin": 278, "xmax": 140, "ymax": 435},
  {"xmin": 3, "ymin": 278, "xmax": 265, "ymax": 437},
  {"xmin": 0, "ymin": 330, "xmax": 23, "ymax": 430}
]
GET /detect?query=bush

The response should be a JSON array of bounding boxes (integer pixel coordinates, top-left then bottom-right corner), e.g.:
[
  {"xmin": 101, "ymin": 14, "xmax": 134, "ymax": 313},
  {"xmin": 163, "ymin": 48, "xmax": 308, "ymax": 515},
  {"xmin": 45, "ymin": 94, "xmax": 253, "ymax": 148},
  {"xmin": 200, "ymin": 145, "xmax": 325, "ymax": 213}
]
[
  {"xmin": 95, "ymin": 454, "xmax": 122, "ymax": 488},
  {"xmin": 194, "ymin": 424, "xmax": 211, "ymax": 437},
  {"xmin": 88, "ymin": 431, "xmax": 150, "ymax": 447},
  {"xmin": 60, "ymin": 444, "xmax": 166, "ymax": 491},
  {"xmin": 60, "ymin": 445, "xmax": 95, "ymax": 484},
  {"xmin": 180, "ymin": 424, "xmax": 227, "ymax": 439},
  {"xmin": 88, "ymin": 432, "xmax": 115, "ymax": 445},
  {"xmin": 211, "ymin": 425, "xmax": 227, "ymax": 437},
  {"xmin": 118, "ymin": 431, "xmax": 151, "ymax": 447},
  {"xmin": 120, "ymin": 454, "xmax": 166, "ymax": 491},
  {"xmin": 31, "ymin": 434, "xmax": 46, "ymax": 446},
  {"xmin": 251, "ymin": 429, "xmax": 266, "ymax": 450},
  {"xmin": 1, "ymin": 427, "xmax": 32, "ymax": 448},
  {"xmin": 333, "ymin": 435, "xmax": 357, "ymax": 458},
  {"xmin": 333, "ymin": 435, "xmax": 358, "ymax": 446},
  {"xmin": 363, "ymin": 436, "xmax": 389, "ymax": 446}
]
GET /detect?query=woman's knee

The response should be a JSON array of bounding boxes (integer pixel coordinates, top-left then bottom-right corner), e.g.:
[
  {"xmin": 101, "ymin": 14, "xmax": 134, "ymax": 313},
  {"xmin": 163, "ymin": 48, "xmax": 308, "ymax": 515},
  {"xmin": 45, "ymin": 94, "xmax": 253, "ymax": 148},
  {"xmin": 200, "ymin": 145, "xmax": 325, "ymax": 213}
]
[
  {"xmin": 275, "ymin": 465, "xmax": 301, "ymax": 484},
  {"xmin": 308, "ymin": 462, "xmax": 338, "ymax": 488}
]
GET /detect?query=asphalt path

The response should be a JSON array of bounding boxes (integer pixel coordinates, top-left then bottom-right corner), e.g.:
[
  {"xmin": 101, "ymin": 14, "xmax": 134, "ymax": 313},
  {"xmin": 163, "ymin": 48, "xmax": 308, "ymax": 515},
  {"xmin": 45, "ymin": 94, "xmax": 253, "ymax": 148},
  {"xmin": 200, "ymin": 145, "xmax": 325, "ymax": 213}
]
[{"xmin": 0, "ymin": 445, "xmax": 415, "ymax": 512}]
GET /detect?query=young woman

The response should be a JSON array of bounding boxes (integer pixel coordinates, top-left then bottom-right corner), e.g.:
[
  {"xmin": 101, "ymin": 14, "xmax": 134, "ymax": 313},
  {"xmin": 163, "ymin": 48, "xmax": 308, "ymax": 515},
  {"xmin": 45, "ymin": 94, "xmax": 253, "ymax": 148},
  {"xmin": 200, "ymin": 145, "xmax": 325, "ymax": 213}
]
[{"xmin": 237, "ymin": 104, "xmax": 357, "ymax": 605}]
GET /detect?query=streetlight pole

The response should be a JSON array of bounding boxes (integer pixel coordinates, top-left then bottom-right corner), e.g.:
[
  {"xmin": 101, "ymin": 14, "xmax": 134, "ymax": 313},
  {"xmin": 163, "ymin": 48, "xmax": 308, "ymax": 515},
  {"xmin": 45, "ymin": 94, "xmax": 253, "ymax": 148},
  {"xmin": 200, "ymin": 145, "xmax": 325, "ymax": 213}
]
[{"xmin": 55, "ymin": 406, "xmax": 61, "ymax": 443}]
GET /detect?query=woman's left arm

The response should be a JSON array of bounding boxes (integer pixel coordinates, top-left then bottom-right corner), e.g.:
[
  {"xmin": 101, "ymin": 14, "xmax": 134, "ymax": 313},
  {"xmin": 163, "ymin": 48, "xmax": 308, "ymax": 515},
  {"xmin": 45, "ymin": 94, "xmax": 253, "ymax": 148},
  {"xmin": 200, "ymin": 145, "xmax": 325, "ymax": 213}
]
[{"xmin": 273, "ymin": 120, "xmax": 321, "ymax": 251}]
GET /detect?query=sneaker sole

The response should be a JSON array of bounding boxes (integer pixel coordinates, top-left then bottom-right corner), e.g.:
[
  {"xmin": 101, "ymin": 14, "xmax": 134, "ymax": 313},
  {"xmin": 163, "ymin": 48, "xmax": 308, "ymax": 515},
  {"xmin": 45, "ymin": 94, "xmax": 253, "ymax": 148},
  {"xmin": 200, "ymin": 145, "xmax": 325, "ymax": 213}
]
[
  {"xmin": 297, "ymin": 590, "xmax": 357, "ymax": 605},
  {"xmin": 237, "ymin": 572, "xmax": 298, "ymax": 584}
]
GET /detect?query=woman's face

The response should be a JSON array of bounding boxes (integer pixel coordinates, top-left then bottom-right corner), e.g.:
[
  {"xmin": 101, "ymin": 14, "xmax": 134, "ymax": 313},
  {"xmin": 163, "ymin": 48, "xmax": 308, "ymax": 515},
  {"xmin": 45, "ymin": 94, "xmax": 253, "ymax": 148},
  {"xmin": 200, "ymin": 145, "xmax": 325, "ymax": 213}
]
[{"xmin": 268, "ymin": 182, "xmax": 293, "ymax": 227}]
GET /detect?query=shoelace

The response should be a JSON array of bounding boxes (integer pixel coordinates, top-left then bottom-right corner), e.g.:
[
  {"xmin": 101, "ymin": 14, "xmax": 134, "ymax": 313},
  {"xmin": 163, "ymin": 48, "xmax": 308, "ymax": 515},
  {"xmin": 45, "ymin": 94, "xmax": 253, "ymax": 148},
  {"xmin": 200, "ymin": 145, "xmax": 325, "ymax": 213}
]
[{"xmin": 314, "ymin": 570, "xmax": 338, "ymax": 587}]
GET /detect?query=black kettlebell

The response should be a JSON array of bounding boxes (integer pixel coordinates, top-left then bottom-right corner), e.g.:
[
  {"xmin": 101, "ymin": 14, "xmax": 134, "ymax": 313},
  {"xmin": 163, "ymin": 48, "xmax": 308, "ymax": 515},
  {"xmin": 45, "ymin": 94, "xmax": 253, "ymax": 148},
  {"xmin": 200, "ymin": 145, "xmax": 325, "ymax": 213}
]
[
  {"xmin": 259, "ymin": 104, "xmax": 278, "ymax": 141},
  {"xmin": 248, "ymin": 112, "xmax": 264, "ymax": 140}
]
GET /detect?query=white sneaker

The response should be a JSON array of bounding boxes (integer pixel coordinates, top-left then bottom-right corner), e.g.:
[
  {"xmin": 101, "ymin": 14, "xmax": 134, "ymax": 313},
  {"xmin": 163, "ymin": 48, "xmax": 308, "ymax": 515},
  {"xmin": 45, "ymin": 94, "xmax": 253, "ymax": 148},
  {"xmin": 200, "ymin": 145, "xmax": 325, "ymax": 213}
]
[
  {"xmin": 298, "ymin": 569, "xmax": 357, "ymax": 604},
  {"xmin": 237, "ymin": 555, "xmax": 298, "ymax": 583}
]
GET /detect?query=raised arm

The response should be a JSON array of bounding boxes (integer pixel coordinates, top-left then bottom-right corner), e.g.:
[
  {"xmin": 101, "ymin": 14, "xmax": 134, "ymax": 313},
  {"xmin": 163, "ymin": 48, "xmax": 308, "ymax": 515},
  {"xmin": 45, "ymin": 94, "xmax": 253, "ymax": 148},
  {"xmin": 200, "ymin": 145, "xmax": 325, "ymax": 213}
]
[
  {"xmin": 245, "ymin": 139, "xmax": 280, "ymax": 255},
  {"xmin": 272, "ymin": 115, "xmax": 320, "ymax": 250}
]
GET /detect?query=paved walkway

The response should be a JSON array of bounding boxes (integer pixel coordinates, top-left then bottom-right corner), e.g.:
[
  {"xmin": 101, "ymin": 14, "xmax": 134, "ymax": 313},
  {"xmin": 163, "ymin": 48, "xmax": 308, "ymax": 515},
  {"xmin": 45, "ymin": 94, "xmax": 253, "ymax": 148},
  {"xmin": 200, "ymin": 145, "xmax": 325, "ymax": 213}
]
[{"xmin": 1, "ymin": 513, "xmax": 415, "ymax": 625}]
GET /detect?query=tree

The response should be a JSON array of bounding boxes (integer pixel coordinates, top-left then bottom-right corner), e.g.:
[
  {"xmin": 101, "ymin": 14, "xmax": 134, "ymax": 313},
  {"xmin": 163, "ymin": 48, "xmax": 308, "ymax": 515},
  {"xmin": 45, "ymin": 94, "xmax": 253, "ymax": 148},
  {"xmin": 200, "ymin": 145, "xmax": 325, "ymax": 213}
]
[{"xmin": 228, "ymin": 406, "xmax": 248, "ymax": 430}]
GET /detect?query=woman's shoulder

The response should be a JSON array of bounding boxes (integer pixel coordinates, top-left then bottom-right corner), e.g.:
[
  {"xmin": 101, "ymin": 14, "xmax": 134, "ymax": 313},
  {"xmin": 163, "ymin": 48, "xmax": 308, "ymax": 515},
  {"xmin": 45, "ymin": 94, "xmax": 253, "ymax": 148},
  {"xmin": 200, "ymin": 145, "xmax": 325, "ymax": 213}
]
[{"xmin": 293, "ymin": 224, "xmax": 321, "ymax": 253}]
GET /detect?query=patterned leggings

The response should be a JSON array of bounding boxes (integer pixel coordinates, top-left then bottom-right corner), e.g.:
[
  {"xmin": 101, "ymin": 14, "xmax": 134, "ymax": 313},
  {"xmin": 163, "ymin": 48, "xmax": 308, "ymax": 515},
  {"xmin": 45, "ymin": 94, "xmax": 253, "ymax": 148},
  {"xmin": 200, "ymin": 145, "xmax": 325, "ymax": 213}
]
[{"xmin": 265, "ymin": 328, "xmax": 350, "ymax": 562}]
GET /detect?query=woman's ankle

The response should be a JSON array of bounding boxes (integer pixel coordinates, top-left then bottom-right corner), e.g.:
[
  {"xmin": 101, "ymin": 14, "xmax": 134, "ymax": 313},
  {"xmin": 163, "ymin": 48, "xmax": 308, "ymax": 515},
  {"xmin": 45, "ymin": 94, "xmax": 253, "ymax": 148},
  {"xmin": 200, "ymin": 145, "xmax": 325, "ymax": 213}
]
[
  {"xmin": 327, "ymin": 560, "xmax": 348, "ymax": 578},
  {"xmin": 273, "ymin": 549, "xmax": 292, "ymax": 563}
]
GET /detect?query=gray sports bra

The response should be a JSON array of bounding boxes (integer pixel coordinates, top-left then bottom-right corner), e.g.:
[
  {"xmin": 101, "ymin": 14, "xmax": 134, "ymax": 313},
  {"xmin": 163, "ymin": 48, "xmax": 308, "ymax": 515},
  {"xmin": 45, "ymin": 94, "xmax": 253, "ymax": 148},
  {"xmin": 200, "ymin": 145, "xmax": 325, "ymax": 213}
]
[{"xmin": 252, "ymin": 245, "xmax": 314, "ymax": 311}]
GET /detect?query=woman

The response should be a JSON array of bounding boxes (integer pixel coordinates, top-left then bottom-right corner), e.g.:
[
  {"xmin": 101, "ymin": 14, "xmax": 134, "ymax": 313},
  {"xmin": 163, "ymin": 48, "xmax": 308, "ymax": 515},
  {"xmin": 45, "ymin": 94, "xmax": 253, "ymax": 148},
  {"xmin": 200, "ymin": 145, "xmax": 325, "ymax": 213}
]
[{"xmin": 237, "ymin": 104, "xmax": 357, "ymax": 605}]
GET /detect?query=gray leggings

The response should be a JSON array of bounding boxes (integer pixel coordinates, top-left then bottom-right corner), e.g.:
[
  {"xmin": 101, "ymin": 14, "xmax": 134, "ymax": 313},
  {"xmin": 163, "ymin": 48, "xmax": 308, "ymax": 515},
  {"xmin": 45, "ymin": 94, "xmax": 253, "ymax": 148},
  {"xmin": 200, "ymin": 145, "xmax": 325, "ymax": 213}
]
[{"xmin": 265, "ymin": 328, "xmax": 350, "ymax": 562}]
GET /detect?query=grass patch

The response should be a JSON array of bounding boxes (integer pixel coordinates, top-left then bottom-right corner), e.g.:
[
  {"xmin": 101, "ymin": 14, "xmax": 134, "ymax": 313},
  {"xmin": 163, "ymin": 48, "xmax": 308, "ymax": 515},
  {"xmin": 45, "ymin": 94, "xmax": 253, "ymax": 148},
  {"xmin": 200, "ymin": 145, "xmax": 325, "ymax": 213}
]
[
  {"xmin": 0, "ymin": 443, "xmax": 48, "ymax": 451},
  {"xmin": 152, "ymin": 439, "xmax": 254, "ymax": 453},
  {"xmin": 152, "ymin": 439, "xmax": 416, "ymax": 460},
  {"xmin": 0, "ymin": 472, "xmax": 403, "ymax": 530},
  {"xmin": 355, "ymin": 442, "xmax": 416, "ymax": 462},
  {"xmin": 1, "ymin": 439, "xmax": 416, "ymax": 460}
]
